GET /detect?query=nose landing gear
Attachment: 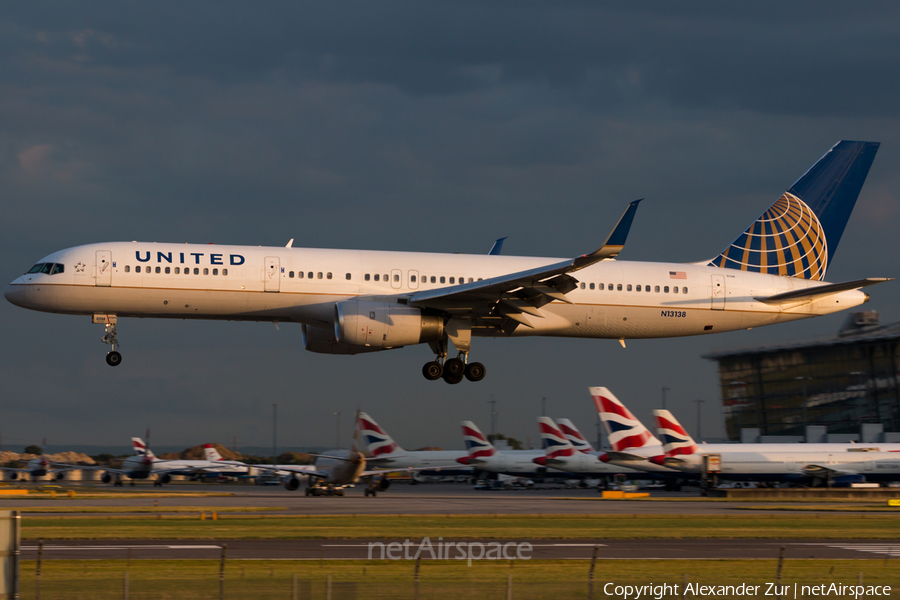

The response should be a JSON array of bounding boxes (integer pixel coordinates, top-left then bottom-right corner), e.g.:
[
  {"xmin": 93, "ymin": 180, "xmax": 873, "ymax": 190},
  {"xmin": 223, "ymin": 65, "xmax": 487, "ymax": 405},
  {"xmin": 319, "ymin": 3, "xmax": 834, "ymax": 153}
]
[{"xmin": 95, "ymin": 314, "xmax": 121, "ymax": 366}]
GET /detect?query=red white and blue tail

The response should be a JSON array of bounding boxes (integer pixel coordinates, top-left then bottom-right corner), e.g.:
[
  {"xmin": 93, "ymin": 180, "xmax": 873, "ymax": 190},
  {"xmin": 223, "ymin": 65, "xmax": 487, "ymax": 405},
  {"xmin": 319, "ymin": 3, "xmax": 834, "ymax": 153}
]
[
  {"xmin": 461, "ymin": 421, "xmax": 496, "ymax": 459},
  {"xmin": 357, "ymin": 412, "xmax": 403, "ymax": 457},
  {"xmin": 590, "ymin": 387, "xmax": 660, "ymax": 451},
  {"xmin": 555, "ymin": 418, "xmax": 594, "ymax": 453},
  {"xmin": 131, "ymin": 437, "xmax": 156, "ymax": 460},
  {"xmin": 537, "ymin": 417, "xmax": 575, "ymax": 460},
  {"xmin": 653, "ymin": 410, "xmax": 700, "ymax": 457},
  {"xmin": 203, "ymin": 444, "xmax": 224, "ymax": 462}
]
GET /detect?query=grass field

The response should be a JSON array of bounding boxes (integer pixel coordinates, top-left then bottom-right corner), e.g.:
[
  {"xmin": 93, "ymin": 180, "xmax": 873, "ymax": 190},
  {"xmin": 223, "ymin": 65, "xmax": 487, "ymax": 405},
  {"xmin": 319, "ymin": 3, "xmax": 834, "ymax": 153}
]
[
  {"xmin": 17, "ymin": 559, "xmax": 900, "ymax": 599},
  {"xmin": 19, "ymin": 513, "xmax": 900, "ymax": 540}
]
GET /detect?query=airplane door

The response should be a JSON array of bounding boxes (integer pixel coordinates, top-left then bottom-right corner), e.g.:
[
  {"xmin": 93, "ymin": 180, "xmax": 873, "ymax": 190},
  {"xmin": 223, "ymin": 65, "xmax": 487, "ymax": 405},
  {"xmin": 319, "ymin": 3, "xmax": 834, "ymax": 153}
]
[
  {"xmin": 390, "ymin": 269, "xmax": 402, "ymax": 290},
  {"xmin": 408, "ymin": 270, "xmax": 419, "ymax": 290},
  {"xmin": 264, "ymin": 257, "xmax": 280, "ymax": 292},
  {"xmin": 710, "ymin": 275, "xmax": 725, "ymax": 310},
  {"xmin": 95, "ymin": 250, "xmax": 112, "ymax": 287}
]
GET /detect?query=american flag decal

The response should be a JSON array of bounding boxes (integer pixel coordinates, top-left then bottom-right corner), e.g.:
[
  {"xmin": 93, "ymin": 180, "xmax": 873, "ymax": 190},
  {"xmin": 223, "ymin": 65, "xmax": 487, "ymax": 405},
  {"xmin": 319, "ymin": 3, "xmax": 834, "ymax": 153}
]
[{"xmin": 669, "ymin": 271, "xmax": 687, "ymax": 279}]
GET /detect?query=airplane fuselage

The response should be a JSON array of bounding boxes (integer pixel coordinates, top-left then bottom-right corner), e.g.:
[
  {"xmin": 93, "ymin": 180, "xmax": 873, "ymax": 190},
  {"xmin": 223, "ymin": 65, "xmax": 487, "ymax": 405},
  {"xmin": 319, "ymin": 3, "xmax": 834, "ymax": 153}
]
[{"xmin": 5, "ymin": 241, "xmax": 869, "ymax": 342}]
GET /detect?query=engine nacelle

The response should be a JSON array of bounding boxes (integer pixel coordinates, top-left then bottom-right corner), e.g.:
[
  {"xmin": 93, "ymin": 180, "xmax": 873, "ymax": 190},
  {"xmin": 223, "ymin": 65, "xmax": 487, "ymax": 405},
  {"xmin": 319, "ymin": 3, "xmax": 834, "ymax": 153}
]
[
  {"xmin": 8, "ymin": 472, "xmax": 18, "ymax": 481},
  {"xmin": 284, "ymin": 476, "xmax": 301, "ymax": 491},
  {"xmin": 334, "ymin": 301, "xmax": 443, "ymax": 349},
  {"xmin": 101, "ymin": 472, "xmax": 112, "ymax": 484},
  {"xmin": 377, "ymin": 476, "xmax": 391, "ymax": 491},
  {"xmin": 301, "ymin": 325, "xmax": 386, "ymax": 355},
  {"xmin": 159, "ymin": 474, "xmax": 172, "ymax": 485},
  {"xmin": 55, "ymin": 471, "xmax": 66, "ymax": 481}
]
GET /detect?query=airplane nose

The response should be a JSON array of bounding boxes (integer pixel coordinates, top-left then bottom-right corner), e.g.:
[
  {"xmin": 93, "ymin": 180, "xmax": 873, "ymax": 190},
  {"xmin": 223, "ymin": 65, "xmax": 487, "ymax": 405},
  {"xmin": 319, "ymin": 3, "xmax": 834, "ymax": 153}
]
[{"xmin": 4, "ymin": 284, "xmax": 27, "ymax": 308}]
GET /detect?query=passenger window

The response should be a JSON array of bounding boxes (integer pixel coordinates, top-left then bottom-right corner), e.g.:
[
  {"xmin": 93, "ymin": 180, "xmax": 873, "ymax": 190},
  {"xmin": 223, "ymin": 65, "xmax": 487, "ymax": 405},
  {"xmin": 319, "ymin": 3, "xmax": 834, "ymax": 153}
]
[
  {"xmin": 431, "ymin": 276, "xmax": 436, "ymax": 283},
  {"xmin": 589, "ymin": 283, "xmax": 595, "ymax": 290},
  {"xmin": 617, "ymin": 283, "xmax": 622, "ymax": 291},
  {"xmin": 212, "ymin": 268, "xmax": 218, "ymax": 276},
  {"xmin": 365, "ymin": 274, "xmax": 370, "ymax": 281},
  {"xmin": 346, "ymin": 273, "xmax": 351, "ymax": 280},
  {"xmin": 608, "ymin": 283, "xmax": 613, "ymax": 290},
  {"xmin": 153, "ymin": 266, "xmax": 159, "ymax": 274},
  {"xmin": 393, "ymin": 274, "xmax": 399, "ymax": 282},
  {"xmin": 164, "ymin": 267, "xmax": 170, "ymax": 274},
  {"xmin": 664, "ymin": 286, "xmax": 669, "ymax": 293},
  {"xmin": 673, "ymin": 286, "xmax": 679, "ymax": 294},
  {"xmin": 646, "ymin": 285, "xmax": 650, "ymax": 292},
  {"xmin": 627, "ymin": 284, "xmax": 632, "ymax": 291},
  {"xmin": 194, "ymin": 268, "xmax": 200, "ymax": 275},
  {"xmin": 327, "ymin": 273, "xmax": 332, "ymax": 279},
  {"xmin": 136, "ymin": 266, "xmax": 141, "ymax": 273},
  {"xmin": 125, "ymin": 266, "xmax": 131, "ymax": 273},
  {"xmin": 174, "ymin": 267, "xmax": 180, "ymax": 274},
  {"xmin": 289, "ymin": 271, "xmax": 294, "ymax": 278},
  {"xmin": 410, "ymin": 275, "xmax": 417, "ymax": 283},
  {"xmin": 580, "ymin": 282, "xmax": 586, "ymax": 289},
  {"xmin": 383, "ymin": 274, "xmax": 388, "ymax": 281},
  {"xmin": 449, "ymin": 277, "xmax": 455, "ymax": 284},
  {"xmin": 468, "ymin": 278, "xmax": 474, "ymax": 283},
  {"xmin": 223, "ymin": 269, "xmax": 228, "ymax": 276},
  {"xmin": 440, "ymin": 276, "xmax": 446, "ymax": 284},
  {"xmin": 307, "ymin": 272, "xmax": 313, "ymax": 279},
  {"xmin": 655, "ymin": 285, "xmax": 660, "ymax": 292},
  {"xmin": 636, "ymin": 285, "xmax": 641, "ymax": 292},
  {"xmin": 317, "ymin": 272, "xmax": 323, "ymax": 279},
  {"xmin": 203, "ymin": 268, "xmax": 209, "ymax": 275},
  {"xmin": 599, "ymin": 283, "xmax": 604, "ymax": 290},
  {"xmin": 374, "ymin": 274, "xmax": 379, "ymax": 281},
  {"xmin": 682, "ymin": 287, "xmax": 688, "ymax": 294}
]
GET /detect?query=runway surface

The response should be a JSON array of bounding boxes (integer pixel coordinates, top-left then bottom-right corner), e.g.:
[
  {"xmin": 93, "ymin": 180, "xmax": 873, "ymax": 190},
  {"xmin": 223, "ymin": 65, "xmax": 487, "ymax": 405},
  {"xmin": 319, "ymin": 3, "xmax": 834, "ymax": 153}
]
[
  {"xmin": 19, "ymin": 539, "xmax": 900, "ymax": 561},
  {"xmin": 2, "ymin": 483, "xmax": 891, "ymax": 515}
]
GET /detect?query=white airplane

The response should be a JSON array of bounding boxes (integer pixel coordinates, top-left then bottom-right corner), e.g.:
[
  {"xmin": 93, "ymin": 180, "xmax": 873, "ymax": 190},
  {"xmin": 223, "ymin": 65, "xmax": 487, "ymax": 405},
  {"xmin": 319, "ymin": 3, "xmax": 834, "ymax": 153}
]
[
  {"xmin": 202, "ymin": 444, "xmax": 318, "ymax": 481},
  {"xmin": 455, "ymin": 421, "xmax": 570, "ymax": 478},
  {"xmin": 532, "ymin": 417, "xmax": 651, "ymax": 479},
  {"xmin": 592, "ymin": 387, "xmax": 900, "ymax": 470},
  {"xmin": 652, "ymin": 410, "xmax": 900, "ymax": 486},
  {"xmin": 357, "ymin": 412, "xmax": 471, "ymax": 475},
  {"xmin": 4, "ymin": 141, "xmax": 890, "ymax": 383},
  {"xmin": 1, "ymin": 455, "xmax": 75, "ymax": 482},
  {"xmin": 555, "ymin": 418, "xmax": 596, "ymax": 454}
]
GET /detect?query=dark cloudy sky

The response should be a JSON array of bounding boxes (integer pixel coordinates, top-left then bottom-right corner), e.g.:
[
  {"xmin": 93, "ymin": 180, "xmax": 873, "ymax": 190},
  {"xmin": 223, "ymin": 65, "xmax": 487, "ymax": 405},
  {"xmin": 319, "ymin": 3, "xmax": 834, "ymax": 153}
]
[{"xmin": 2, "ymin": 2, "xmax": 899, "ymax": 452}]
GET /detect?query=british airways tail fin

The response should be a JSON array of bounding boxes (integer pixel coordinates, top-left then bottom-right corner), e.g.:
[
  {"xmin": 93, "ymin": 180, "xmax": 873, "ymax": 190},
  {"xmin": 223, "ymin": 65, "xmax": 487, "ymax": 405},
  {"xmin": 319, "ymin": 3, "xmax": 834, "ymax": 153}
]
[
  {"xmin": 537, "ymin": 417, "xmax": 575, "ymax": 460},
  {"xmin": 590, "ymin": 387, "xmax": 660, "ymax": 451},
  {"xmin": 653, "ymin": 410, "xmax": 700, "ymax": 457},
  {"xmin": 357, "ymin": 412, "xmax": 404, "ymax": 457},
  {"xmin": 555, "ymin": 418, "xmax": 594, "ymax": 453},
  {"xmin": 461, "ymin": 421, "xmax": 497, "ymax": 458},
  {"xmin": 203, "ymin": 444, "xmax": 224, "ymax": 462},
  {"xmin": 709, "ymin": 141, "xmax": 879, "ymax": 281},
  {"xmin": 131, "ymin": 437, "xmax": 156, "ymax": 460}
]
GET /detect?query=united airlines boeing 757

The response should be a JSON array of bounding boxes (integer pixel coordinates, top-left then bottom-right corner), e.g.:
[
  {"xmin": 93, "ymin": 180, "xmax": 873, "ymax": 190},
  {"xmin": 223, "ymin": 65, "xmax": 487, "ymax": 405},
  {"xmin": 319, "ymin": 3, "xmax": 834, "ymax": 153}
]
[{"xmin": 4, "ymin": 141, "xmax": 889, "ymax": 383}]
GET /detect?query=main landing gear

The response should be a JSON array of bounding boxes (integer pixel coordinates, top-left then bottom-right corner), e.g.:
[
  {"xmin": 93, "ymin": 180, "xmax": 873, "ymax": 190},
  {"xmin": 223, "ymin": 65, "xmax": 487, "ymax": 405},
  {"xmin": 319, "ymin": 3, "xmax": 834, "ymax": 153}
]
[
  {"xmin": 95, "ymin": 314, "xmax": 122, "ymax": 366},
  {"xmin": 422, "ymin": 353, "xmax": 486, "ymax": 385}
]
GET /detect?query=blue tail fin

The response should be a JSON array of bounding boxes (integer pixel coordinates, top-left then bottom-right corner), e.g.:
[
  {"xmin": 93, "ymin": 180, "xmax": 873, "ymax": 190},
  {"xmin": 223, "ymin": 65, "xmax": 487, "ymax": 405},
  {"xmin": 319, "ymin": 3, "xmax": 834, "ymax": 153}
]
[{"xmin": 709, "ymin": 141, "xmax": 879, "ymax": 280}]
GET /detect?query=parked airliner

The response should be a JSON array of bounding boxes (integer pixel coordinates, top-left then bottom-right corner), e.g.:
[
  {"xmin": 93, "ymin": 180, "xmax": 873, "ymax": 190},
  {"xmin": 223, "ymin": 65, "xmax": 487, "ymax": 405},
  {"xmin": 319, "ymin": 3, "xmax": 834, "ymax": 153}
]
[
  {"xmin": 532, "ymin": 417, "xmax": 652, "ymax": 479},
  {"xmin": 358, "ymin": 412, "xmax": 471, "ymax": 476},
  {"xmin": 5, "ymin": 141, "xmax": 889, "ymax": 382},
  {"xmin": 652, "ymin": 410, "xmax": 900, "ymax": 486}
]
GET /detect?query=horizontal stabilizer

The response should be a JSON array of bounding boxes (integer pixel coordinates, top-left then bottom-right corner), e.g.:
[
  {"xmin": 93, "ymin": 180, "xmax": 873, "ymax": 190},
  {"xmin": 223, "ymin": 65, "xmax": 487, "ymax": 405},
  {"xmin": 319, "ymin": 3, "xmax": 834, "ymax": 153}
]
[
  {"xmin": 602, "ymin": 451, "xmax": 650, "ymax": 463},
  {"xmin": 754, "ymin": 278, "xmax": 892, "ymax": 305}
]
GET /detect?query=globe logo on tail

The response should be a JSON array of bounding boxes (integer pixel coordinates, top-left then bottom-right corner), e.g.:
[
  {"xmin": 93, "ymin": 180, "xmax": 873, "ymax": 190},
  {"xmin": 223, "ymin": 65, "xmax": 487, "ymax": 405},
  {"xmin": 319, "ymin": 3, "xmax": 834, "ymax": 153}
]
[{"xmin": 710, "ymin": 192, "xmax": 828, "ymax": 280}]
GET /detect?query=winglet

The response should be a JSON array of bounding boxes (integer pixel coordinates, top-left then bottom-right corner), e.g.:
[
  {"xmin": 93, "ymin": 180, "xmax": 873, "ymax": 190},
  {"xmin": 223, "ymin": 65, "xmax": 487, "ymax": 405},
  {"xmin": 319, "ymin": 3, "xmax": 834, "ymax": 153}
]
[
  {"xmin": 572, "ymin": 199, "xmax": 642, "ymax": 270},
  {"xmin": 488, "ymin": 237, "xmax": 508, "ymax": 256}
]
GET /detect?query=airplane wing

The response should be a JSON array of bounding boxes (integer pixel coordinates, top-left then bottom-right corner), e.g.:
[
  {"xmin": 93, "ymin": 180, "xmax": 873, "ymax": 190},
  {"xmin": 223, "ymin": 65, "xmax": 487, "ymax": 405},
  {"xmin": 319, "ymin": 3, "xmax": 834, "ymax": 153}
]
[
  {"xmin": 0, "ymin": 467, "xmax": 31, "ymax": 473},
  {"xmin": 801, "ymin": 463, "xmax": 861, "ymax": 477},
  {"xmin": 408, "ymin": 200, "xmax": 641, "ymax": 332},
  {"xmin": 360, "ymin": 466, "xmax": 442, "ymax": 477},
  {"xmin": 249, "ymin": 464, "xmax": 325, "ymax": 478},
  {"xmin": 755, "ymin": 278, "xmax": 892, "ymax": 305}
]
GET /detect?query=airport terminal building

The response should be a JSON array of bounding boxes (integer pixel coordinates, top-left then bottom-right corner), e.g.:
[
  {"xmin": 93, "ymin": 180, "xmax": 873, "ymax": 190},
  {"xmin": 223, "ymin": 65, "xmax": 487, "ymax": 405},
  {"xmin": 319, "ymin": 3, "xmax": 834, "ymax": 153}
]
[{"xmin": 706, "ymin": 311, "xmax": 900, "ymax": 443}]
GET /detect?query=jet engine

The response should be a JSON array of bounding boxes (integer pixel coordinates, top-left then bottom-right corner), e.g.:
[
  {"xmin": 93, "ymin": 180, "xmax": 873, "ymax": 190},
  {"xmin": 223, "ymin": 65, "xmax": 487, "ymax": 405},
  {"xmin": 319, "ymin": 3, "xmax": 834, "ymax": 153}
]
[
  {"xmin": 159, "ymin": 474, "xmax": 172, "ymax": 485},
  {"xmin": 55, "ymin": 471, "xmax": 66, "ymax": 480},
  {"xmin": 301, "ymin": 324, "xmax": 386, "ymax": 355},
  {"xmin": 8, "ymin": 472, "xmax": 18, "ymax": 481},
  {"xmin": 376, "ymin": 476, "xmax": 391, "ymax": 491},
  {"xmin": 101, "ymin": 472, "xmax": 112, "ymax": 484},
  {"xmin": 334, "ymin": 301, "xmax": 443, "ymax": 349},
  {"xmin": 284, "ymin": 476, "xmax": 301, "ymax": 491}
]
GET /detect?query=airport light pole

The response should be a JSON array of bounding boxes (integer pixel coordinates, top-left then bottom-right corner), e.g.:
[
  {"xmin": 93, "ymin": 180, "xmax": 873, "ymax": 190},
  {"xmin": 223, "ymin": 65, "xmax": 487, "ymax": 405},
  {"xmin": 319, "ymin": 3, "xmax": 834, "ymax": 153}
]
[
  {"xmin": 488, "ymin": 399, "xmax": 498, "ymax": 438},
  {"xmin": 661, "ymin": 387, "xmax": 670, "ymax": 410},
  {"xmin": 334, "ymin": 411, "xmax": 342, "ymax": 449},
  {"xmin": 694, "ymin": 399, "xmax": 705, "ymax": 440}
]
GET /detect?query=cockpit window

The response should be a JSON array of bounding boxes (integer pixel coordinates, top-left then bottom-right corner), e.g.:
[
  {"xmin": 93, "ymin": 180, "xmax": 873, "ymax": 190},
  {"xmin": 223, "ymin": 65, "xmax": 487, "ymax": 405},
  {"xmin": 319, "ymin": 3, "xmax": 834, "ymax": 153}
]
[
  {"xmin": 40, "ymin": 263, "xmax": 53, "ymax": 274},
  {"xmin": 50, "ymin": 264, "xmax": 64, "ymax": 275},
  {"xmin": 27, "ymin": 263, "xmax": 45, "ymax": 274}
]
